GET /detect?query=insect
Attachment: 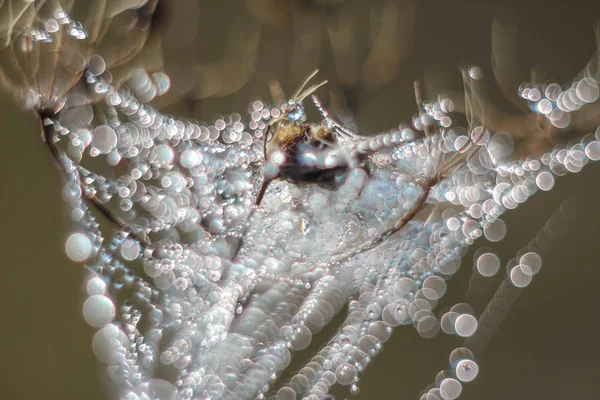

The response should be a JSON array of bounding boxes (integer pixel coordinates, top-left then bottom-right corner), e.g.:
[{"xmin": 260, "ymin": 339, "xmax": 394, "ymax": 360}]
[{"xmin": 256, "ymin": 69, "xmax": 366, "ymax": 206}]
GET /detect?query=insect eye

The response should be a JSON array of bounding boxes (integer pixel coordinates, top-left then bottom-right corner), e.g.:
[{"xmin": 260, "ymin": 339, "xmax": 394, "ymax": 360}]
[{"xmin": 286, "ymin": 103, "xmax": 306, "ymax": 122}]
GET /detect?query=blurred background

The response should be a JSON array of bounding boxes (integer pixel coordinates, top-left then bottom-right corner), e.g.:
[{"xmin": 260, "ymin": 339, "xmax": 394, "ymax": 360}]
[{"xmin": 0, "ymin": 0, "xmax": 599, "ymax": 399}]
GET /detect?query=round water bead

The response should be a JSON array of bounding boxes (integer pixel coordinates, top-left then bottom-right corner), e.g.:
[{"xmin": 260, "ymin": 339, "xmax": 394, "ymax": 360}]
[
  {"xmin": 290, "ymin": 374, "xmax": 310, "ymax": 393},
  {"xmin": 152, "ymin": 72, "xmax": 171, "ymax": 96},
  {"xmin": 393, "ymin": 277, "xmax": 417, "ymax": 299},
  {"xmin": 335, "ymin": 363, "xmax": 357, "ymax": 386},
  {"xmin": 476, "ymin": 252, "xmax": 501, "ymax": 277},
  {"xmin": 422, "ymin": 276, "xmax": 447, "ymax": 300},
  {"xmin": 83, "ymin": 295, "xmax": 116, "ymax": 328},
  {"xmin": 121, "ymin": 238, "xmax": 141, "ymax": 261},
  {"xmin": 382, "ymin": 303, "xmax": 409, "ymax": 326},
  {"xmin": 92, "ymin": 324, "xmax": 129, "ymax": 364},
  {"xmin": 87, "ymin": 55, "xmax": 106, "ymax": 76},
  {"xmin": 289, "ymin": 324, "xmax": 312, "ymax": 351},
  {"xmin": 536, "ymin": 171, "xmax": 555, "ymax": 191},
  {"xmin": 86, "ymin": 277, "xmax": 107, "ymax": 295},
  {"xmin": 483, "ymin": 219, "xmax": 506, "ymax": 242},
  {"xmin": 449, "ymin": 347, "xmax": 474, "ymax": 367},
  {"xmin": 155, "ymin": 144, "xmax": 175, "ymax": 165},
  {"xmin": 455, "ymin": 314, "xmax": 478, "ymax": 337},
  {"xmin": 180, "ymin": 149, "xmax": 202, "ymax": 168},
  {"xmin": 65, "ymin": 232, "xmax": 93, "ymax": 262},
  {"xmin": 455, "ymin": 359, "xmax": 479, "ymax": 382},
  {"xmin": 367, "ymin": 321, "xmax": 392, "ymax": 343},
  {"xmin": 146, "ymin": 379, "xmax": 177, "ymax": 400},
  {"xmin": 276, "ymin": 387, "xmax": 296, "ymax": 400},
  {"xmin": 440, "ymin": 312, "xmax": 459, "ymax": 335},
  {"xmin": 422, "ymin": 389, "xmax": 442, "ymax": 400},
  {"xmin": 416, "ymin": 315, "xmax": 440, "ymax": 339},
  {"xmin": 510, "ymin": 265, "xmax": 533, "ymax": 288},
  {"xmin": 519, "ymin": 252, "xmax": 542, "ymax": 276},
  {"xmin": 439, "ymin": 378, "xmax": 462, "ymax": 400},
  {"xmin": 91, "ymin": 125, "xmax": 117, "ymax": 154},
  {"xmin": 585, "ymin": 140, "xmax": 600, "ymax": 161}
]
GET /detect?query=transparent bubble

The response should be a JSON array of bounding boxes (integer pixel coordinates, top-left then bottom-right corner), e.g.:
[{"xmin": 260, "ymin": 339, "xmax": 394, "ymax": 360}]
[
  {"xmin": 447, "ymin": 217, "xmax": 461, "ymax": 231},
  {"xmin": 450, "ymin": 303, "xmax": 473, "ymax": 315},
  {"xmin": 91, "ymin": 125, "xmax": 117, "ymax": 154},
  {"xmin": 510, "ymin": 266, "xmax": 533, "ymax": 288},
  {"xmin": 455, "ymin": 314, "xmax": 477, "ymax": 337},
  {"xmin": 382, "ymin": 303, "xmax": 409, "ymax": 327},
  {"xmin": 88, "ymin": 55, "xmax": 106, "ymax": 76},
  {"xmin": 290, "ymin": 324, "xmax": 312, "ymax": 351},
  {"xmin": 121, "ymin": 238, "xmax": 141, "ymax": 261},
  {"xmin": 86, "ymin": 277, "xmax": 106, "ymax": 296},
  {"xmin": 468, "ymin": 66, "xmax": 483, "ymax": 80},
  {"xmin": 435, "ymin": 309, "xmax": 454, "ymax": 335},
  {"xmin": 455, "ymin": 359, "xmax": 479, "ymax": 382},
  {"xmin": 421, "ymin": 391, "xmax": 441, "ymax": 400},
  {"xmin": 585, "ymin": 141, "xmax": 600, "ymax": 161},
  {"xmin": 576, "ymin": 78, "xmax": 599, "ymax": 103},
  {"xmin": 92, "ymin": 324, "xmax": 129, "ymax": 364},
  {"xmin": 519, "ymin": 252, "xmax": 542, "ymax": 275},
  {"xmin": 181, "ymin": 149, "xmax": 202, "ymax": 168},
  {"xmin": 65, "ymin": 232, "xmax": 93, "ymax": 262},
  {"xmin": 409, "ymin": 299, "xmax": 433, "ymax": 320},
  {"xmin": 439, "ymin": 378, "xmax": 462, "ymax": 400},
  {"xmin": 83, "ymin": 295, "xmax": 115, "ymax": 328},
  {"xmin": 45, "ymin": 18, "xmax": 60, "ymax": 32},
  {"xmin": 152, "ymin": 72, "xmax": 171, "ymax": 96},
  {"xmin": 536, "ymin": 171, "xmax": 555, "ymax": 191},
  {"xmin": 484, "ymin": 219, "xmax": 506, "ymax": 242},
  {"xmin": 417, "ymin": 315, "xmax": 440, "ymax": 338},
  {"xmin": 394, "ymin": 277, "xmax": 417, "ymax": 299},
  {"xmin": 146, "ymin": 379, "xmax": 177, "ymax": 400},
  {"xmin": 335, "ymin": 363, "xmax": 357, "ymax": 385},
  {"xmin": 276, "ymin": 387, "xmax": 296, "ymax": 400},
  {"xmin": 367, "ymin": 321, "xmax": 391, "ymax": 343},
  {"xmin": 290, "ymin": 373, "xmax": 310, "ymax": 392},
  {"xmin": 476, "ymin": 252, "xmax": 501, "ymax": 277},
  {"xmin": 155, "ymin": 144, "xmax": 175, "ymax": 165},
  {"xmin": 537, "ymin": 99, "xmax": 553, "ymax": 114},
  {"xmin": 422, "ymin": 276, "xmax": 447, "ymax": 300},
  {"xmin": 77, "ymin": 129, "xmax": 92, "ymax": 147},
  {"xmin": 545, "ymin": 83, "xmax": 561, "ymax": 101},
  {"xmin": 449, "ymin": 347, "xmax": 474, "ymax": 367}
]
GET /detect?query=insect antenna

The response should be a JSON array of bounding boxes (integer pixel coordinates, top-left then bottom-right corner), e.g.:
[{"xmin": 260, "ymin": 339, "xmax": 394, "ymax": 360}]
[
  {"xmin": 311, "ymin": 94, "xmax": 361, "ymax": 141},
  {"xmin": 291, "ymin": 68, "xmax": 320, "ymax": 100}
]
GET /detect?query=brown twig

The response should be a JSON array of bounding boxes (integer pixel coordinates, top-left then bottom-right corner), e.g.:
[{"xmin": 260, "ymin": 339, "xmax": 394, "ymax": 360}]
[{"xmin": 40, "ymin": 112, "xmax": 151, "ymax": 248}]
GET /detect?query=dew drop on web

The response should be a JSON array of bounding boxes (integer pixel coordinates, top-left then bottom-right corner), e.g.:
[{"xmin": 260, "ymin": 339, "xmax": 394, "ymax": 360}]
[
  {"xmin": 83, "ymin": 295, "xmax": 115, "ymax": 328},
  {"xmin": 91, "ymin": 125, "xmax": 117, "ymax": 154},
  {"xmin": 455, "ymin": 359, "xmax": 479, "ymax": 382},
  {"xmin": 454, "ymin": 314, "xmax": 477, "ymax": 337},
  {"xmin": 65, "ymin": 232, "xmax": 92, "ymax": 262},
  {"xmin": 476, "ymin": 252, "xmax": 500, "ymax": 277}
]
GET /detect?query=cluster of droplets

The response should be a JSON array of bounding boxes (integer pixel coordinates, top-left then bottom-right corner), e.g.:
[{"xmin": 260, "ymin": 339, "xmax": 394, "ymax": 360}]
[
  {"xmin": 53, "ymin": 68, "xmax": 596, "ymax": 400},
  {"xmin": 24, "ymin": 7, "xmax": 599, "ymax": 399},
  {"xmin": 416, "ymin": 198, "xmax": 574, "ymax": 400},
  {"xmin": 21, "ymin": 6, "xmax": 87, "ymax": 43},
  {"xmin": 520, "ymin": 55, "xmax": 600, "ymax": 130}
]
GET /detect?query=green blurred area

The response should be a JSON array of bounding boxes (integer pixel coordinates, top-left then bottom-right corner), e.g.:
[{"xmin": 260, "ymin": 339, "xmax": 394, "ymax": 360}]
[{"xmin": 1, "ymin": 1, "xmax": 599, "ymax": 399}]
